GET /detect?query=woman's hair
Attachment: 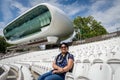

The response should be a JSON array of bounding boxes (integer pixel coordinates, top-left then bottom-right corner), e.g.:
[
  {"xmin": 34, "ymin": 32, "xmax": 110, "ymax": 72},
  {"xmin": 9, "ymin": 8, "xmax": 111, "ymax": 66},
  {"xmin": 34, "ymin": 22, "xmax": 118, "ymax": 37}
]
[{"xmin": 59, "ymin": 42, "xmax": 69, "ymax": 48}]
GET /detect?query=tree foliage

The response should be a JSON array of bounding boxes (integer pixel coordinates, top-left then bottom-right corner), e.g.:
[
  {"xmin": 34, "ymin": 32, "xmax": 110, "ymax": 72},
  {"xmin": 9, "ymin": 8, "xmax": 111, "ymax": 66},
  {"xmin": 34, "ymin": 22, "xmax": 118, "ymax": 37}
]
[
  {"xmin": 73, "ymin": 16, "xmax": 108, "ymax": 40},
  {"xmin": 0, "ymin": 36, "xmax": 11, "ymax": 53}
]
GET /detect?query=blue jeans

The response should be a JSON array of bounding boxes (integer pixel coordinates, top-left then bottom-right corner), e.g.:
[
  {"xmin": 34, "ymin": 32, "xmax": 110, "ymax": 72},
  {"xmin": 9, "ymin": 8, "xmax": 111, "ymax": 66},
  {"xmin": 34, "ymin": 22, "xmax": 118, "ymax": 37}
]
[{"xmin": 38, "ymin": 71, "xmax": 64, "ymax": 80}]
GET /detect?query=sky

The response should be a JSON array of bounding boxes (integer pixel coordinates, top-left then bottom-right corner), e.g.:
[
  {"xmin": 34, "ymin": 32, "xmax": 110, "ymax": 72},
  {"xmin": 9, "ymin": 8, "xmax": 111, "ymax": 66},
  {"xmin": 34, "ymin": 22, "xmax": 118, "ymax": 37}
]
[{"xmin": 0, "ymin": 0, "xmax": 120, "ymax": 36}]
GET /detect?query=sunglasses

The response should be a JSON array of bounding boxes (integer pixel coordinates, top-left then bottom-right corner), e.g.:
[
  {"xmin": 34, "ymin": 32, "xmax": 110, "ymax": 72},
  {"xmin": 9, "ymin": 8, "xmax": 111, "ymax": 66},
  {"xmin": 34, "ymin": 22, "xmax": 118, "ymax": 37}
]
[{"xmin": 60, "ymin": 46, "xmax": 67, "ymax": 48}]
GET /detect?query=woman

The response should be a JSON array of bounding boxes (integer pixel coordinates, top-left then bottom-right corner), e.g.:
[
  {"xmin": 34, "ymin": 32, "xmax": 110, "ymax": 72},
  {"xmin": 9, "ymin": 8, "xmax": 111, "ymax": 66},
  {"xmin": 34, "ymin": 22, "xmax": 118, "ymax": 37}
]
[{"xmin": 38, "ymin": 42, "xmax": 74, "ymax": 80}]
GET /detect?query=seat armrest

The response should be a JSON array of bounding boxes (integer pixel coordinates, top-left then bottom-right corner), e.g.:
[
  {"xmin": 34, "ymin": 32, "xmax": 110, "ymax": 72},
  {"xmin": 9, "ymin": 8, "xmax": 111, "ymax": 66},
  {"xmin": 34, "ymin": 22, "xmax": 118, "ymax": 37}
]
[
  {"xmin": 65, "ymin": 72, "xmax": 74, "ymax": 80},
  {"xmin": 76, "ymin": 76, "xmax": 89, "ymax": 80}
]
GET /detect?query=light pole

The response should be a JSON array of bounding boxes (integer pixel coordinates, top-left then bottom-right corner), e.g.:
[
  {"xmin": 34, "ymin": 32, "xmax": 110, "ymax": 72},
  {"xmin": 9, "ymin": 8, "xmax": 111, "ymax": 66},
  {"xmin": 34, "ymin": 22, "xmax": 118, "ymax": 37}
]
[
  {"xmin": 79, "ymin": 23, "xmax": 82, "ymax": 41},
  {"xmin": 77, "ymin": 29, "xmax": 81, "ymax": 41}
]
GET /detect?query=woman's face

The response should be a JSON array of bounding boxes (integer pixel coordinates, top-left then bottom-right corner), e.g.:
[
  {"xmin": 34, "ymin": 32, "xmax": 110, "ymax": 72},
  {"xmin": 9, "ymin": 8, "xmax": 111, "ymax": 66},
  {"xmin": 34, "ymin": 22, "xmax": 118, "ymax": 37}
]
[{"xmin": 60, "ymin": 44, "xmax": 68, "ymax": 53}]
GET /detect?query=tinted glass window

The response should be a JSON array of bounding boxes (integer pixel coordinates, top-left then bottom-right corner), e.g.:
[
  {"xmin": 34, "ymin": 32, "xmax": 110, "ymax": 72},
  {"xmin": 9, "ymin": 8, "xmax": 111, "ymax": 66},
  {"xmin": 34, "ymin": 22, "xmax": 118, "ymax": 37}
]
[{"xmin": 4, "ymin": 5, "xmax": 51, "ymax": 41}]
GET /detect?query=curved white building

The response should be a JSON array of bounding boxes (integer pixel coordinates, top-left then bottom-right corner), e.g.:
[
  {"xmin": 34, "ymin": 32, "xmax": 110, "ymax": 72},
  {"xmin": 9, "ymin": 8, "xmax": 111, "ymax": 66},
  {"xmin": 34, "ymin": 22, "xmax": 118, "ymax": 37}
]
[{"xmin": 3, "ymin": 3, "xmax": 74, "ymax": 44}]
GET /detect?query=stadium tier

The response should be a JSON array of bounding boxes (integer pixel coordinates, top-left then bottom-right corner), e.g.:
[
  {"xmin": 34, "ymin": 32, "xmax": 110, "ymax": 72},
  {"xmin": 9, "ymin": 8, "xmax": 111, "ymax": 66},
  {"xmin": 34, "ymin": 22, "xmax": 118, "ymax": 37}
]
[
  {"xmin": 1, "ymin": 2, "xmax": 120, "ymax": 80},
  {"xmin": 0, "ymin": 36, "xmax": 120, "ymax": 80},
  {"xmin": 3, "ymin": 3, "xmax": 73, "ymax": 44}
]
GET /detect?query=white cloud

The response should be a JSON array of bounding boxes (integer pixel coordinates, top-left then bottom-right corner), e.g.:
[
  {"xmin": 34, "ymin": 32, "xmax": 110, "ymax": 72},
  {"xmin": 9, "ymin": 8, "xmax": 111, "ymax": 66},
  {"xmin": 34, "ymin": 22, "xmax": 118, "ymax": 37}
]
[
  {"xmin": 29, "ymin": 0, "xmax": 86, "ymax": 17},
  {"xmin": 61, "ymin": 1, "xmax": 87, "ymax": 16},
  {"xmin": 1, "ymin": 0, "xmax": 13, "ymax": 23},
  {"xmin": 0, "ymin": 0, "xmax": 120, "ymax": 36},
  {"xmin": 90, "ymin": 0, "xmax": 107, "ymax": 11},
  {"xmin": 88, "ymin": 0, "xmax": 120, "ymax": 32},
  {"xmin": 0, "ymin": 30, "xmax": 3, "ymax": 36},
  {"xmin": 29, "ymin": 0, "xmax": 58, "ymax": 6},
  {"xmin": 0, "ymin": 0, "xmax": 30, "ymax": 35},
  {"xmin": 0, "ymin": 22, "xmax": 5, "ymax": 35},
  {"xmin": 11, "ymin": 1, "xmax": 30, "ymax": 14}
]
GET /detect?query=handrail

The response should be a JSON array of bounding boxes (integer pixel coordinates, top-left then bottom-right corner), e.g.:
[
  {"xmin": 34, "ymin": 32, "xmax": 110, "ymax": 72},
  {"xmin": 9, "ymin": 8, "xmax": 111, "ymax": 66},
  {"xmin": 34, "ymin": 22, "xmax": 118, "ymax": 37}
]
[{"xmin": 17, "ymin": 66, "xmax": 24, "ymax": 80}]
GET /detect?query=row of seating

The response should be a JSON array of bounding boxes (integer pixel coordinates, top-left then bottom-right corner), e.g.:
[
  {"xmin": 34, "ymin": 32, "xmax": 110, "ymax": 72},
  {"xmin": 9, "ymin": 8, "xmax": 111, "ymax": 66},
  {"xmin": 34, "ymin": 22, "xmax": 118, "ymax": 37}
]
[
  {"xmin": 0, "ymin": 37, "xmax": 120, "ymax": 80},
  {"xmin": 31, "ymin": 61, "xmax": 53, "ymax": 75},
  {"xmin": 65, "ymin": 59, "xmax": 120, "ymax": 80},
  {"xmin": 8, "ymin": 63, "xmax": 33, "ymax": 80},
  {"xmin": 29, "ymin": 58, "xmax": 120, "ymax": 80}
]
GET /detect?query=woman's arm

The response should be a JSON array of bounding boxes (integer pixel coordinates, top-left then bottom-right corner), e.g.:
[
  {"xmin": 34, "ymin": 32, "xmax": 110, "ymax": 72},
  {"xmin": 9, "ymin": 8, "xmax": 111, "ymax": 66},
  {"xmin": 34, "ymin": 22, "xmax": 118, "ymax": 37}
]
[
  {"xmin": 52, "ymin": 58, "xmax": 74, "ymax": 73},
  {"xmin": 52, "ymin": 61, "xmax": 64, "ymax": 73},
  {"xmin": 62, "ymin": 58, "xmax": 74, "ymax": 72},
  {"xmin": 52, "ymin": 61, "xmax": 61, "ymax": 70}
]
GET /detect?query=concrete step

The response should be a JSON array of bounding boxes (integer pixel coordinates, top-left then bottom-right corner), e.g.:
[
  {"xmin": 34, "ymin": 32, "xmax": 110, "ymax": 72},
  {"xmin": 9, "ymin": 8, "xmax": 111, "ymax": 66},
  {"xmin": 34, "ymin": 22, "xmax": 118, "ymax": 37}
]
[
  {"xmin": 31, "ymin": 69, "xmax": 40, "ymax": 80},
  {"xmin": 7, "ymin": 76, "xmax": 17, "ymax": 80},
  {"xmin": 6, "ymin": 68, "xmax": 18, "ymax": 80}
]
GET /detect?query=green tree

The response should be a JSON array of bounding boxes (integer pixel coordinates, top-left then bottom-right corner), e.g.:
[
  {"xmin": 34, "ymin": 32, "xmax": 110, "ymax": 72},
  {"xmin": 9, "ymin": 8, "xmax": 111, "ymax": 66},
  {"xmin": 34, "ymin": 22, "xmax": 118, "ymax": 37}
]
[
  {"xmin": 73, "ymin": 16, "xmax": 108, "ymax": 40},
  {"xmin": 0, "ymin": 36, "xmax": 11, "ymax": 53}
]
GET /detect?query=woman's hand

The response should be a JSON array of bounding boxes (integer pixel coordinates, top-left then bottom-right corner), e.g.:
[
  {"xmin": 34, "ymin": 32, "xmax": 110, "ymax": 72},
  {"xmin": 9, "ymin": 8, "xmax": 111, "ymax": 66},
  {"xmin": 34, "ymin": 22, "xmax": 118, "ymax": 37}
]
[
  {"xmin": 52, "ymin": 70, "xmax": 58, "ymax": 74},
  {"xmin": 58, "ymin": 68, "xmax": 64, "ymax": 73},
  {"xmin": 52, "ymin": 68, "xmax": 64, "ymax": 74}
]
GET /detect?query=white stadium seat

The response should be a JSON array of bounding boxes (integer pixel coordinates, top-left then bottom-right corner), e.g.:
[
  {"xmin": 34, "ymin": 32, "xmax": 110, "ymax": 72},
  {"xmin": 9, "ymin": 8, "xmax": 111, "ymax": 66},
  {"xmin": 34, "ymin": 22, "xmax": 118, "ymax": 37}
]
[
  {"xmin": 88, "ymin": 63, "xmax": 112, "ymax": 80},
  {"xmin": 114, "ymin": 67, "xmax": 120, "ymax": 80},
  {"xmin": 0, "ymin": 36, "xmax": 120, "ymax": 80}
]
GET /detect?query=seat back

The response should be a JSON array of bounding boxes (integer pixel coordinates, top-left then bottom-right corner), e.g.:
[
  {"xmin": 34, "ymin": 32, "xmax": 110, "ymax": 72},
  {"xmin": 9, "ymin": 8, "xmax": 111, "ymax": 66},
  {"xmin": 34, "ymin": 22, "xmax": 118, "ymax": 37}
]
[{"xmin": 88, "ymin": 63, "xmax": 112, "ymax": 80}]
